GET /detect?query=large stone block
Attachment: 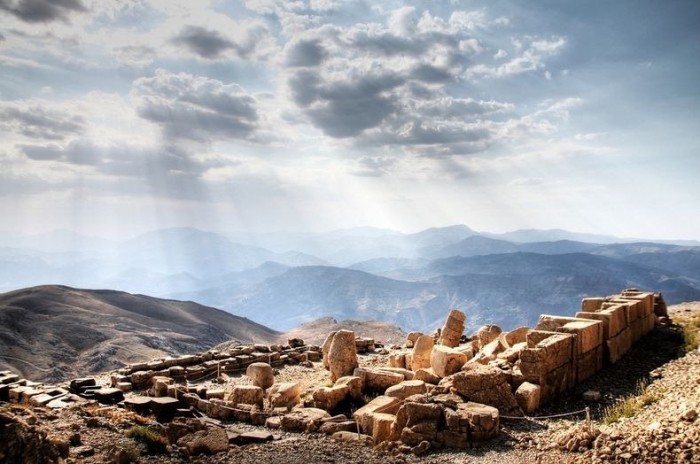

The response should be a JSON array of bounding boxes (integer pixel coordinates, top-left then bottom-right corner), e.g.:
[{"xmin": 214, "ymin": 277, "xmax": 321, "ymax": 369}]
[
  {"xmin": 353, "ymin": 396, "xmax": 401, "ymax": 435},
  {"xmin": 576, "ymin": 345, "xmax": 603, "ymax": 382},
  {"xmin": 514, "ymin": 382, "xmax": 541, "ymax": 414},
  {"xmin": 537, "ymin": 315, "xmax": 604, "ymax": 355},
  {"xmin": 521, "ymin": 332, "xmax": 574, "ymax": 373},
  {"xmin": 371, "ymin": 413, "xmax": 396, "ymax": 444},
  {"xmin": 411, "ymin": 335, "xmax": 434, "ymax": 371},
  {"xmin": 385, "ymin": 380, "xmax": 427, "ymax": 400},
  {"xmin": 229, "ymin": 385, "xmax": 263, "ymax": 408},
  {"xmin": 500, "ymin": 326, "xmax": 529, "ymax": 348},
  {"xmin": 246, "ymin": 363, "xmax": 274, "ymax": 390},
  {"xmin": 268, "ymin": 382, "xmax": 300, "ymax": 410},
  {"xmin": 431, "ymin": 345, "xmax": 468, "ymax": 377},
  {"xmin": 447, "ymin": 364, "xmax": 522, "ymax": 416},
  {"xmin": 281, "ymin": 408, "xmax": 330, "ymax": 433},
  {"xmin": 327, "ymin": 330, "xmax": 358, "ymax": 382},
  {"xmin": 439, "ymin": 309, "xmax": 466, "ymax": 347},
  {"xmin": 312, "ymin": 385, "xmax": 350, "ymax": 411},
  {"xmin": 606, "ymin": 328, "xmax": 632, "ymax": 364},
  {"xmin": 476, "ymin": 325, "xmax": 502, "ymax": 350},
  {"xmin": 581, "ymin": 297, "xmax": 605, "ymax": 312},
  {"xmin": 354, "ymin": 368, "xmax": 404, "ymax": 393}
]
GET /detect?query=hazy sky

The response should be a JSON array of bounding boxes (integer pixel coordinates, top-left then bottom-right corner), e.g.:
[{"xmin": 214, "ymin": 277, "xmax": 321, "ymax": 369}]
[{"xmin": 1, "ymin": 0, "xmax": 698, "ymax": 239}]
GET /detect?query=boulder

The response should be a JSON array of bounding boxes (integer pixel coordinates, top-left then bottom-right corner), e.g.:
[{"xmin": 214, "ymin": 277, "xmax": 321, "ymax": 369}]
[
  {"xmin": 372, "ymin": 413, "xmax": 396, "ymax": 444},
  {"xmin": 413, "ymin": 368, "xmax": 441, "ymax": 385},
  {"xmin": 334, "ymin": 376, "xmax": 363, "ymax": 400},
  {"xmin": 439, "ymin": 309, "xmax": 466, "ymax": 348},
  {"xmin": 312, "ymin": 385, "xmax": 350, "ymax": 411},
  {"xmin": 447, "ymin": 364, "xmax": 522, "ymax": 416},
  {"xmin": 385, "ymin": 380, "xmax": 427, "ymax": 400},
  {"xmin": 327, "ymin": 330, "xmax": 358, "ymax": 382},
  {"xmin": 411, "ymin": 335, "xmax": 434, "ymax": 371},
  {"xmin": 406, "ymin": 332, "xmax": 423, "ymax": 348},
  {"xmin": 430, "ymin": 345, "xmax": 468, "ymax": 377},
  {"xmin": 476, "ymin": 325, "xmax": 502, "ymax": 349},
  {"xmin": 246, "ymin": 363, "xmax": 274, "ymax": 390},
  {"xmin": 229, "ymin": 385, "xmax": 263, "ymax": 408},
  {"xmin": 177, "ymin": 427, "xmax": 229, "ymax": 456},
  {"xmin": 354, "ymin": 368, "xmax": 404, "ymax": 393},
  {"xmin": 353, "ymin": 396, "xmax": 401, "ymax": 435},
  {"xmin": 268, "ymin": 382, "xmax": 300, "ymax": 410},
  {"xmin": 514, "ymin": 382, "xmax": 541, "ymax": 414}
]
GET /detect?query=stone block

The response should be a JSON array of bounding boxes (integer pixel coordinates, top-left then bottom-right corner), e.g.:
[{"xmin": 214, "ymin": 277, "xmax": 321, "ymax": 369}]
[
  {"xmin": 448, "ymin": 364, "xmax": 522, "ymax": 416},
  {"xmin": 353, "ymin": 368, "xmax": 404, "ymax": 393},
  {"xmin": 312, "ymin": 385, "xmax": 350, "ymax": 411},
  {"xmin": 581, "ymin": 297, "xmax": 605, "ymax": 312},
  {"xmin": 500, "ymin": 326, "xmax": 529, "ymax": 348},
  {"xmin": 439, "ymin": 309, "xmax": 466, "ymax": 347},
  {"xmin": 281, "ymin": 407, "xmax": 331, "ymax": 433},
  {"xmin": 476, "ymin": 325, "xmax": 502, "ymax": 349},
  {"xmin": 431, "ymin": 345, "xmax": 468, "ymax": 377},
  {"xmin": 385, "ymin": 380, "xmax": 427, "ymax": 400},
  {"xmin": 327, "ymin": 330, "xmax": 358, "ymax": 382},
  {"xmin": 376, "ymin": 367, "xmax": 414, "ymax": 380},
  {"xmin": 413, "ymin": 368, "xmax": 441, "ymax": 385},
  {"xmin": 353, "ymin": 396, "xmax": 401, "ymax": 435},
  {"xmin": 537, "ymin": 315, "xmax": 604, "ymax": 355},
  {"xmin": 520, "ymin": 332, "xmax": 574, "ymax": 374},
  {"xmin": 388, "ymin": 353, "xmax": 406, "ymax": 369},
  {"xmin": 372, "ymin": 413, "xmax": 396, "ymax": 444},
  {"xmin": 606, "ymin": 328, "xmax": 631, "ymax": 364},
  {"xmin": 411, "ymin": 335, "xmax": 434, "ymax": 371},
  {"xmin": 229, "ymin": 385, "xmax": 263, "ymax": 408},
  {"xmin": 576, "ymin": 345, "xmax": 604, "ymax": 382},
  {"xmin": 246, "ymin": 362, "xmax": 274, "ymax": 390},
  {"xmin": 268, "ymin": 382, "xmax": 300, "ymax": 410},
  {"xmin": 515, "ymin": 382, "xmax": 541, "ymax": 414}
]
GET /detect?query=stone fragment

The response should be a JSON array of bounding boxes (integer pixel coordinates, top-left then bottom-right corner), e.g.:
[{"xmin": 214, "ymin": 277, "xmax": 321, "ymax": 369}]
[
  {"xmin": 411, "ymin": 335, "xmax": 434, "ymax": 371},
  {"xmin": 354, "ymin": 368, "xmax": 404, "ymax": 392},
  {"xmin": 431, "ymin": 345, "xmax": 468, "ymax": 377},
  {"xmin": 268, "ymin": 382, "xmax": 300, "ymax": 410},
  {"xmin": 447, "ymin": 364, "xmax": 522, "ymax": 416},
  {"xmin": 353, "ymin": 396, "xmax": 401, "ymax": 435},
  {"xmin": 582, "ymin": 390, "xmax": 601, "ymax": 402},
  {"xmin": 177, "ymin": 427, "xmax": 229, "ymax": 456},
  {"xmin": 334, "ymin": 376, "xmax": 363, "ymax": 400},
  {"xmin": 312, "ymin": 385, "xmax": 350, "ymax": 411},
  {"xmin": 413, "ymin": 368, "xmax": 441, "ymax": 385},
  {"xmin": 281, "ymin": 407, "xmax": 331, "ymax": 433},
  {"xmin": 321, "ymin": 331, "xmax": 337, "ymax": 370},
  {"xmin": 229, "ymin": 385, "xmax": 263, "ymax": 408},
  {"xmin": 246, "ymin": 362, "xmax": 274, "ymax": 390},
  {"xmin": 439, "ymin": 309, "xmax": 466, "ymax": 348},
  {"xmin": 327, "ymin": 330, "xmax": 358, "ymax": 382},
  {"xmin": 372, "ymin": 412, "xmax": 396, "ymax": 444},
  {"xmin": 515, "ymin": 382, "xmax": 541, "ymax": 414},
  {"xmin": 235, "ymin": 431, "xmax": 274, "ymax": 444},
  {"xmin": 331, "ymin": 431, "xmax": 373, "ymax": 445},
  {"xmin": 476, "ymin": 325, "xmax": 502, "ymax": 349},
  {"xmin": 385, "ymin": 380, "xmax": 427, "ymax": 400}
]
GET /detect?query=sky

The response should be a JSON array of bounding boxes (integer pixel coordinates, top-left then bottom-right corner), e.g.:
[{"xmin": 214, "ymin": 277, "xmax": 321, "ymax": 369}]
[{"xmin": 0, "ymin": 0, "xmax": 699, "ymax": 240}]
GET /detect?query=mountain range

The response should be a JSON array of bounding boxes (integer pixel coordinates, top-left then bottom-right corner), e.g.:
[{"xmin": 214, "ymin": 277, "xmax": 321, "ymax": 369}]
[{"xmin": 1, "ymin": 225, "xmax": 699, "ymax": 334}]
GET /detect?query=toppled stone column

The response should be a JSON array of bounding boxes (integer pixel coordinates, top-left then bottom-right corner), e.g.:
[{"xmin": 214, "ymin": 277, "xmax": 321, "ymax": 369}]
[
  {"xmin": 439, "ymin": 309, "xmax": 465, "ymax": 347},
  {"xmin": 326, "ymin": 330, "xmax": 358, "ymax": 382}
]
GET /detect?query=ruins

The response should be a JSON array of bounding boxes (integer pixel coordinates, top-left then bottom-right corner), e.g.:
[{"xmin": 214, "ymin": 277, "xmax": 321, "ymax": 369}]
[{"xmin": 0, "ymin": 288, "xmax": 669, "ymax": 455}]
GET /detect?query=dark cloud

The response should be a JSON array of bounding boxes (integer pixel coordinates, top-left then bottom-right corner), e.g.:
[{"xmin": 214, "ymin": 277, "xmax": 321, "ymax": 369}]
[
  {"xmin": 410, "ymin": 64, "xmax": 453, "ymax": 83},
  {"xmin": 285, "ymin": 39, "xmax": 328, "ymax": 67},
  {"xmin": 133, "ymin": 70, "xmax": 259, "ymax": 142},
  {"xmin": 0, "ymin": 0, "xmax": 86, "ymax": 23},
  {"xmin": 171, "ymin": 26, "xmax": 234, "ymax": 59},
  {"xmin": 0, "ymin": 105, "xmax": 85, "ymax": 140}
]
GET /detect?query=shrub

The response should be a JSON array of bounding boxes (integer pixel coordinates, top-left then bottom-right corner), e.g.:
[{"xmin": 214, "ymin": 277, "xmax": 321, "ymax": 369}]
[{"xmin": 125, "ymin": 425, "xmax": 168, "ymax": 453}]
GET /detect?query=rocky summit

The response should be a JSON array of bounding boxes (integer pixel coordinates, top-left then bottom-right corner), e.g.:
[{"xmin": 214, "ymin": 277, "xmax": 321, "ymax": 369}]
[{"xmin": 1, "ymin": 289, "xmax": 698, "ymax": 463}]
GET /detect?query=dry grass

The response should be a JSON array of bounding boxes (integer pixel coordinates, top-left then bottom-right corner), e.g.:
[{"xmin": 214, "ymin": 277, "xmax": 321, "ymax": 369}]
[
  {"xmin": 125, "ymin": 425, "xmax": 169, "ymax": 452},
  {"xmin": 679, "ymin": 314, "xmax": 700, "ymax": 352},
  {"xmin": 602, "ymin": 379, "xmax": 665, "ymax": 425}
]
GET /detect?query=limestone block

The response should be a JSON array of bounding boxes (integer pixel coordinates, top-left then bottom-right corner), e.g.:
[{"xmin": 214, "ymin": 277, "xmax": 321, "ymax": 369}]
[
  {"xmin": 411, "ymin": 335, "xmax": 434, "ymax": 371},
  {"xmin": 439, "ymin": 309, "xmax": 466, "ymax": 347},
  {"xmin": 447, "ymin": 364, "xmax": 522, "ymax": 416},
  {"xmin": 281, "ymin": 408, "xmax": 332, "ymax": 433},
  {"xmin": 229, "ymin": 385, "xmax": 263, "ymax": 408},
  {"xmin": 388, "ymin": 353, "xmax": 406, "ymax": 369},
  {"xmin": 497, "ymin": 342, "xmax": 526, "ymax": 363},
  {"xmin": 430, "ymin": 345, "xmax": 468, "ymax": 377},
  {"xmin": 458, "ymin": 402, "xmax": 500, "ymax": 441},
  {"xmin": 581, "ymin": 297, "xmax": 605, "ymax": 312},
  {"xmin": 321, "ymin": 331, "xmax": 337, "ymax": 370},
  {"xmin": 268, "ymin": 382, "xmax": 300, "ymax": 410},
  {"xmin": 606, "ymin": 328, "xmax": 632, "ymax": 364},
  {"xmin": 246, "ymin": 362, "xmax": 274, "ymax": 390},
  {"xmin": 327, "ymin": 330, "xmax": 358, "ymax": 382},
  {"xmin": 538, "ymin": 362, "xmax": 574, "ymax": 404},
  {"xmin": 520, "ymin": 332, "xmax": 574, "ymax": 374},
  {"xmin": 515, "ymin": 382, "xmax": 541, "ymax": 414},
  {"xmin": 406, "ymin": 331, "xmax": 423, "ymax": 348},
  {"xmin": 353, "ymin": 368, "xmax": 404, "ymax": 393},
  {"xmin": 385, "ymin": 380, "xmax": 427, "ymax": 400},
  {"xmin": 537, "ymin": 315, "xmax": 604, "ymax": 355},
  {"xmin": 353, "ymin": 396, "xmax": 401, "ymax": 435},
  {"xmin": 371, "ymin": 413, "xmax": 396, "ymax": 444},
  {"xmin": 376, "ymin": 367, "xmax": 414, "ymax": 380},
  {"xmin": 476, "ymin": 325, "xmax": 502, "ymax": 349},
  {"xmin": 500, "ymin": 326, "xmax": 529, "ymax": 348},
  {"xmin": 413, "ymin": 368, "xmax": 441, "ymax": 385},
  {"xmin": 576, "ymin": 345, "xmax": 603, "ymax": 382},
  {"xmin": 334, "ymin": 376, "xmax": 363, "ymax": 400},
  {"xmin": 312, "ymin": 385, "xmax": 350, "ymax": 411}
]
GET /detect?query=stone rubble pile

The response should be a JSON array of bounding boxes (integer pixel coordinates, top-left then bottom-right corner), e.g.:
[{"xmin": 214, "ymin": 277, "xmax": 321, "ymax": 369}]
[{"xmin": 0, "ymin": 288, "xmax": 669, "ymax": 457}]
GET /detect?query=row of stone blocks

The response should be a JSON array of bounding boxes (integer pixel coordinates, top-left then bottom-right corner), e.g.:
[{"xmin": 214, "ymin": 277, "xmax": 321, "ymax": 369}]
[{"xmin": 519, "ymin": 289, "xmax": 660, "ymax": 406}]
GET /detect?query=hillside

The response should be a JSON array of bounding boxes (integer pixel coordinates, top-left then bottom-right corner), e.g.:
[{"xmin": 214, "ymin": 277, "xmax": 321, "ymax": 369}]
[{"xmin": 0, "ymin": 285, "xmax": 280, "ymax": 382}]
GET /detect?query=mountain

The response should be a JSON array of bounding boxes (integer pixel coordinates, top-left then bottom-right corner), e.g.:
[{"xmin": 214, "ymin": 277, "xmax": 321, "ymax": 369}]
[
  {"xmin": 0, "ymin": 285, "xmax": 280, "ymax": 382},
  {"xmin": 281, "ymin": 317, "xmax": 407, "ymax": 346},
  {"xmin": 185, "ymin": 252, "xmax": 700, "ymax": 334}
]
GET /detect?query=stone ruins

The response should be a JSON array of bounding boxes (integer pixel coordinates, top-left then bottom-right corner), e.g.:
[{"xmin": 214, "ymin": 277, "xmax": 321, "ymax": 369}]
[{"xmin": 0, "ymin": 288, "xmax": 668, "ymax": 455}]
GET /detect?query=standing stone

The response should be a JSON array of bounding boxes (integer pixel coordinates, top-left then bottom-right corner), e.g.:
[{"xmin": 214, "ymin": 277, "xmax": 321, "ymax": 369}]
[
  {"xmin": 327, "ymin": 330, "xmax": 358, "ymax": 382},
  {"xmin": 322, "ymin": 331, "xmax": 338, "ymax": 370},
  {"xmin": 246, "ymin": 363, "xmax": 274, "ymax": 390},
  {"xmin": 411, "ymin": 335, "xmax": 434, "ymax": 371},
  {"xmin": 439, "ymin": 309, "xmax": 466, "ymax": 347}
]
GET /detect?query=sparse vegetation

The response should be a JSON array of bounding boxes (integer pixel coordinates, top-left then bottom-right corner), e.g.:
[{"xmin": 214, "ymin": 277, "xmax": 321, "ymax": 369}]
[
  {"xmin": 678, "ymin": 314, "xmax": 700, "ymax": 352},
  {"xmin": 602, "ymin": 379, "xmax": 665, "ymax": 425},
  {"xmin": 112, "ymin": 439, "xmax": 140, "ymax": 463},
  {"xmin": 125, "ymin": 425, "xmax": 169, "ymax": 453}
]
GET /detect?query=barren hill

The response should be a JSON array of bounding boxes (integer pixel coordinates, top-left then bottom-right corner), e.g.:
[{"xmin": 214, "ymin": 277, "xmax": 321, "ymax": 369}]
[
  {"xmin": 0, "ymin": 285, "xmax": 280, "ymax": 382},
  {"xmin": 281, "ymin": 317, "xmax": 408, "ymax": 346}
]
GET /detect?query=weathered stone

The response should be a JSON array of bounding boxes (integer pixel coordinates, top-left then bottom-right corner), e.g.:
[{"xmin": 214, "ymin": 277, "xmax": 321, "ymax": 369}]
[
  {"xmin": 388, "ymin": 353, "xmax": 406, "ymax": 369},
  {"xmin": 439, "ymin": 309, "xmax": 466, "ymax": 347},
  {"xmin": 431, "ymin": 345, "xmax": 468, "ymax": 377},
  {"xmin": 150, "ymin": 396, "xmax": 180, "ymax": 415},
  {"xmin": 372, "ymin": 412, "xmax": 396, "ymax": 444},
  {"xmin": 246, "ymin": 362, "xmax": 274, "ymax": 390},
  {"xmin": 331, "ymin": 431, "xmax": 374, "ymax": 445},
  {"xmin": 515, "ymin": 382, "xmax": 541, "ymax": 414},
  {"xmin": 476, "ymin": 325, "xmax": 502, "ymax": 349},
  {"xmin": 313, "ymin": 385, "xmax": 350, "ymax": 411},
  {"xmin": 229, "ymin": 385, "xmax": 263, "ymax": 408},
  {"xmin": 327, "ymin": 330, "xmax": 358, "ymax": 382},
  {"xmin": 497, "ymin": 342, "xmax": 526, "ymax": 363},
  {"xmin": 334, "ymin": 376, "xmax": 363, "ymax": 400},
  {"xmin": 376, "ymin": 367, "xmax": 414, "ymax": 380},
  {"xmin": 177, "ymin": 427, "xmax": 229, "ymax": 456},
  {"xmin": 385, "ymin": 380, "xmax": 427, "ymax": 400},
  {"xmin": 353, "ymin": 396, "xmax": 401, "ymax": 435},
  {"xmin": 413, "ymin": 368, "xmax": 441, "ymax": 385},
  {"xmin": 500, "ymin": 326, "xmax": 529, "ymax": 348},
  {"xmin": 235, "ymin": 431, "xmax": 274, "ymax": 444},
  {"xmin": 582, "ymin": 390, "xmax": 601, "ymax": 402},
  {"xmin": 581, "ymin": 297, "xmax": 605, "ymax": 312},
  {"xmin": 354, "ymin": 367, "xmax": 404, "ymax": 392},
  {"xmin": 280, "ymin": 407, "xmax": 331, "ymax": 433},
  {"xmin": 319, "ymin": 419, "xmax": 357, "ymax": 435},
  {"xmin": 268, "ymin": 382, "xmax": 300, "ymax": 410},
  {"xmin": 448, "ymin": 364, "xmax": 522, "ymax": 416},
  {"xmin": 411, "ymin": 335, "xmax": 434, "ymax": 371},
  {"xmin": 321, "ymin": 331, "xmax": 337, "ymax": 370},
  {"xmin": 93, "ymin": 388, "xmax": 124, "ymax": 405}
]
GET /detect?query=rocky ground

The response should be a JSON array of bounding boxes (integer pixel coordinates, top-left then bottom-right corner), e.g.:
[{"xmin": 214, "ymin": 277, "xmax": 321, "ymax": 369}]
[{"xmin": 2, "ymin": 303, "xmax": 699, "ymax": 464}]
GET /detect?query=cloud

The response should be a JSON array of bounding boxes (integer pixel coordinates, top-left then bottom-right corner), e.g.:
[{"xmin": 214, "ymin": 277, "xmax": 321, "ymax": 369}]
[
  {"xmin": 467, "ymin": 36, "xmax": 566, "ymax": 78},
  {"xmin": 132, "ymin": 70, "xmax": 260, "ymax": 142},
  {"xmin": 353, "ymin": 156, "xmax": 396, "ymax": 177},
  {"xmin": 170, "ymin": 26, "xmax": 235, "ymax": 59},
  {"xmin": 0, "ymin": 104, "xmax": 85, "ymax": 140},
  {"xmin": 0, "ymin": 0, "xmax": 87, "ymax": 23},
  {"xmin": 285, "ymin": 39, "xmax": 328, "ymax": 67}
]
